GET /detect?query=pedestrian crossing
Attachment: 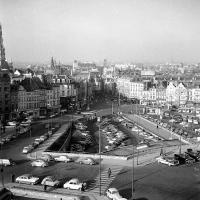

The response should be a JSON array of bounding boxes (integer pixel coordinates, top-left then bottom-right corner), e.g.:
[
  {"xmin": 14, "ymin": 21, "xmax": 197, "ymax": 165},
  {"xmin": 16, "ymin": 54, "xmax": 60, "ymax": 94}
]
[{"xmin": 86, "ymin": 166, "xmax": 123, "ymax": 194}]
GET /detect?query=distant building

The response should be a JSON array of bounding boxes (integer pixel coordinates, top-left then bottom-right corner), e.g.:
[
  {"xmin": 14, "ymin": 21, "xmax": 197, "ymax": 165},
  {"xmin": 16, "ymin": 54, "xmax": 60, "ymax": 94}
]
[
  {"xmin": 16, "ymin": 77, "xmax": 60, "ymax": 118},
  {"xmin": 141, "ymin": 70, "xmax": 155, "ymax": 77},
  {"xmin": 0, "ymin": 69, "xmax": 11, "ymax": 121},
  {"xmin": 116, "ymin": 78, "xmax": 144, "ymax": 99}
]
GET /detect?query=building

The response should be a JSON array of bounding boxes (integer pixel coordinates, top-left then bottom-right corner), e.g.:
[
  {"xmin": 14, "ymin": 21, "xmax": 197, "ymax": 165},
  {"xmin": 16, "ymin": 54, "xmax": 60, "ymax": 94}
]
[
  {"xmin": 116, "ymin": 78, "xmax": 144, "ymax": 100},
  {"xmin": 166, "ymin": 82, "xmax": 176, "ymax": 104},
  {"xmin": 52, "ymin": 75, "xmax": 77, "ymax": 110},
  {"xmin": 17, "ymin": 77, "xmax": 60, "ymax": 118},
  {"xmin": 0, "ymin": 69, "xmax": 11, "ymax": 122}
]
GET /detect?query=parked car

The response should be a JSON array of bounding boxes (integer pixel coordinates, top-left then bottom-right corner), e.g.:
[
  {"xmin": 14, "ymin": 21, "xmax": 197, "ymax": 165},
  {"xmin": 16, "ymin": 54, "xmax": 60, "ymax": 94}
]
[
  {"xmin": 44, "ymin": 133, "xmax": 50, "ymax": 138},
  {"xmin": 40, "ymin": 154, "xmax": 54, "ymax": 162},
  {"xmin": 31, "ymin": 159, "xmax": 48, "ymax": 167},
  {"xmin": 7, "ymin": 121, "xmax": 17, "ymax": 126},
  {"xmin": 20, "ymin": 121, "xmax": 31, "ymax": 127},
  {"xmin": 11, "ymin": 134, "xmax": 17, "ymax": 139},
  {"xmin": 54, "ymin": 155, "xmax": 72, "ymax": 163},
  {"xmin": 0, "ymin": 159, "xmax": 15, "ymax": 166},
  {"xmin": 39, "ymin": 135, "xmax": 48, "ymax": 142},
  {"xmin": 5, "ymin": 137, "xmax": 11, "ymax": 142},
  {"xmin": 41, "ymin": 176, "xmax": 60, "ymax": 187},
  {"xmin": 34, "ymin": 138, "xmax": 43, "ymax": 145},
  {"xmin": 77, "ymin": 157, "xmax": 96, "ymax": 165},
  {"xmin": 47, "ymin": 130, "xmax": 53, "ymax": 136},
  {"xmin": 15, "ymin": 174, "xmax": 40, "ymax": 185},
  {"xmin": 106, "ymin": 188, "xmax": 127, "ymax": 200},
  {"xmin": 185, "ymin": 149, "xmax": 200, "ymax": 162},
  {"xmin": 32, "ymin": 142, "xmax": 39, "ymax": 148},
  {"xmin": 174, "ymin": 153, "xmax": 196, "ymax": 165},
  {"xmin": 22, "ymin": 146, "xmax": 33, "ymax": 154},
  {"xmin": 156, "ymin": 156, "xmax": 179, "ymax": 166},
  {"xmin": 63, "ymin": 178, "xmax": 85, "ymax": 190}
]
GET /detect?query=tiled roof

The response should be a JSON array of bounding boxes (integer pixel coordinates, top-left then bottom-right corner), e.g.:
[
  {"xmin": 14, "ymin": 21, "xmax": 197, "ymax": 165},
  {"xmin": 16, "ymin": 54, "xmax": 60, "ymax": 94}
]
[{"xmin": 20, "ymin": 77, "xmax": 49, "ymax": 92}]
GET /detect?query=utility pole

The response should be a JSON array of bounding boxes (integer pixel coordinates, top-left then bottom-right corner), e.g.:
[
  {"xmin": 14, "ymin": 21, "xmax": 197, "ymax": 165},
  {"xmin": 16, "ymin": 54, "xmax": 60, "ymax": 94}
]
[
  {"xmin": 179, "ymin": 134, "xmax": 182, "ymax": 154},
  {"xmin": 111, "ymin": 100, "xmax": 114, "ymax": 115},
  {"xmin": 118, "ymin": 91, "xmax": 120, "ymax": 113},
  {"xmin": 97, "ymin": 117, "xmax": 101, "ymax": 196}
]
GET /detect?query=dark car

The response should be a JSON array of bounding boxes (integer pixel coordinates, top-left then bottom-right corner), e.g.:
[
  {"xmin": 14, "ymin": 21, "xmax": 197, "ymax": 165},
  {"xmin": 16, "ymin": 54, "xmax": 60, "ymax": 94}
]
[
  {"xmin": 185, "ymin": 149, "xmax": 200, "ymax": 162},
  {"xmin": 174, "ymin": 154, "xmax": 186, "ymax": 165},
  {"xmin": 174, "ymin": 153, "xmax": 195, "ymax": 165}
]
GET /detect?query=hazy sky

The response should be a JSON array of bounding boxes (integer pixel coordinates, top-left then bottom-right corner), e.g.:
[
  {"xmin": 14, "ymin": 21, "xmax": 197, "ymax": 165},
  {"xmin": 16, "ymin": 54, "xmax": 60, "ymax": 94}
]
[{"xmin": 1, "ymin": 0, "xmax": 200, "ymax": 64}]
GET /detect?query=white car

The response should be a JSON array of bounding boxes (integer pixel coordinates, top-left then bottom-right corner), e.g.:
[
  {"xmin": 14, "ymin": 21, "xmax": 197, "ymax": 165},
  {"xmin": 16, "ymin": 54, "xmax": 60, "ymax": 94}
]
[
  {"xmin": 34, "ymin": 138, "xmax": 43, "ymax": 145},
  {"xmin": 16, "ymin": 174, "xmax": 40, "ymax": 185},
  {"xmin": 193, "ymin": 120, "xmax": 198, "ymax": 124},
  {"xmin": 41, "ymin": 176, "xmax": 60, "ymax": 187},
  {"xmin": 39, "ymin": 135, "xmax": 48, "ymax": 142},
  {"xmin": 40, "ymin": 154, "xmax": 54, "ymax": 162},
  {"xmin": 63, "ymin": 178, "xmax": 85, "ymax": 190},
  {"xmin": 7, "ymin": 121, "xmax": 17, "ymax": 126},
  {"xmin": 0, "ymin": 159, "xmax": 15, "ymax": 166},
  {"xmin": 22, "ymin": 146, "xmax": 33, "ymax": 154},
  {"xmin": 77, "ymin": 157, "xmax": 96, "ymax": 165},
  {"xmin": 54, "ymin": 155, "xmax": 72, "ymax": 163},
  {"xmin": 106, "ymin": 188, "xmax": 127, "ymax": 200},
  {"xmin": 31, "ymin": 159, "xmax": 48, "ymax": 167},
  {"xmin": 156, "ymin": 156, "xmax": 179, "ymax": 166}
]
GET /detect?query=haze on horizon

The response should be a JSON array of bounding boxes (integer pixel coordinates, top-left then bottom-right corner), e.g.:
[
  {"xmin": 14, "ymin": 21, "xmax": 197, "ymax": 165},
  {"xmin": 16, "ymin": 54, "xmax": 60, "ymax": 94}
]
[{"xmin": 0, "ymin": 0, "xmax": 200, "ymax": 64}]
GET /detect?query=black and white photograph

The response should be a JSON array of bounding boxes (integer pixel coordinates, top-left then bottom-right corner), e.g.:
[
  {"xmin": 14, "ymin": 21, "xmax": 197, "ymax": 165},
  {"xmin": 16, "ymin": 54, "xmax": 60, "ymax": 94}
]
[{"xmin": 0, "ymin": 0, "xmax": 200, "ymax": 199}]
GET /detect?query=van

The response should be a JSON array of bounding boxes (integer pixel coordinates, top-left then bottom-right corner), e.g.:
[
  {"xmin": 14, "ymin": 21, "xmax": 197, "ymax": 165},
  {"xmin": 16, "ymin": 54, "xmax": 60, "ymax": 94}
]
[{"xmin": 0, "ymin": 159, "xmax": 15, "ymax": 167}]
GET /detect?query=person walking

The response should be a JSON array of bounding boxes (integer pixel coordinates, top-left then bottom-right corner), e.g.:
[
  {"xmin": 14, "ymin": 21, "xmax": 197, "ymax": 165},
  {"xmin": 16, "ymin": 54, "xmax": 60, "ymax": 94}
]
[{"xmin": 108, "ymin": 168, "xmax": 111, "ymax": 178}]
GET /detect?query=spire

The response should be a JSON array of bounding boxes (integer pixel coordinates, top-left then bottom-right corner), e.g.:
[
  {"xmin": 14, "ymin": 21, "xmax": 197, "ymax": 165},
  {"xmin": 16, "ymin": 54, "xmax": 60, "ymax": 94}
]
[
  {"xmin": 0, "ymin": 24, "xmax": 6, "ymax": 68},
  {"xmin": 51, "ymin": 57, "xmax": 54, "ymax": 70}
]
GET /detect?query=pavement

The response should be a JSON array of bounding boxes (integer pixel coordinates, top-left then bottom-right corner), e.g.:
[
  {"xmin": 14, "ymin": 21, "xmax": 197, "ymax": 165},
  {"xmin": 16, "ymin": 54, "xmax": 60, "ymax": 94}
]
[
  {"xmin": 5, "ymin": 110, "xmax": 200, "ymax": 200},
  {"xmin": 124, "ymin": 114, "xmax": 191, "ymax": 144}
]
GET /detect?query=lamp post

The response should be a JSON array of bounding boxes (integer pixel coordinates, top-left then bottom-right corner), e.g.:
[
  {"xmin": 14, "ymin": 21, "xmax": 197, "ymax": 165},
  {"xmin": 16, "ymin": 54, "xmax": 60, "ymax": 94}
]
[
  {"xmin": 179, "ymin": 133, "xmax": 182, "ymax": 154},
  {"xmin": 111, "ymin": 99, "xmax": 114, "ymax": 115},
  {"xmin": 47, "ymin": 103, "xmax": 52, "ymax": 132},
  {"xmin": 97, "ymin": 116, "xmax": 101, "ymax": 195},
  {"xmin": 118, "ymin": 91, "xmax": 120, "ymax": 113}
]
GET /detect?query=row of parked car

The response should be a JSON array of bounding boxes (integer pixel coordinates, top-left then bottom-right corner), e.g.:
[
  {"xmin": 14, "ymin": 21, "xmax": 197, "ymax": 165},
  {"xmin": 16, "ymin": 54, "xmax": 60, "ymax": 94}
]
[
  {"xmin": 156, "ymin": 148, "xmax": 200, "ymax": 166},
  {"xmin": 30, "ymin": 154, "xmax": 97, "ymax": 166},
  {"xmin": 0, "ymin": 126, "xmax": 31, "ymax": 146},
  {"xmin": 15, "ymin": 174, "xmax": 86, "ymax": 191},
  {"xmin": 22, "ymin": 130, "xmax": 54, "ymax": 154},
  {"xmin": 99, "ymin": 118, "xmax": 128, "ymax": 151}
]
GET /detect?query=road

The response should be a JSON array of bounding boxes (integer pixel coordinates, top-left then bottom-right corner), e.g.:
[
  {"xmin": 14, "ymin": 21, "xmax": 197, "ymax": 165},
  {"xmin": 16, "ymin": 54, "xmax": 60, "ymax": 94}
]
[
  {"xmin": 124, "ymin": 114, "xmax": 187, "ymax": 142},
  {"xmin": 111, "ymin": 162, "xmax": 200, "ymax": 200},
  {"xmin": 1, "ymin": 108, "xmax": 200, "ymax": 200}
]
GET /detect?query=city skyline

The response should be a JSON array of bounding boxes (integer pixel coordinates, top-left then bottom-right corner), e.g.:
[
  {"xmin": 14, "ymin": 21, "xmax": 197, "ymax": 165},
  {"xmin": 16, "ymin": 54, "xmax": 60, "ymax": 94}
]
[{"xmin": 1, "ymin": 0, "xmax": 200, "ymax": 64}]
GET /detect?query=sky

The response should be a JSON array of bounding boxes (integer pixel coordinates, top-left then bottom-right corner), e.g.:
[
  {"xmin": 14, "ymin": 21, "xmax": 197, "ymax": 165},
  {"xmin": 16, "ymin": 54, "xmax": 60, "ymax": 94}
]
[{"xmin": 0, "ymin": 0, "xmax": 200, "ymax": 64}]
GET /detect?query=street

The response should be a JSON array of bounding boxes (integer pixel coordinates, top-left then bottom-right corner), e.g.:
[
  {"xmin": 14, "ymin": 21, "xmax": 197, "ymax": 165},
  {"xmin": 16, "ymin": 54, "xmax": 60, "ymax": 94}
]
[
  {"xmin": 0, "ymin": 111, "xmax": 199, "ymax": 200},
  {"xmin": 112, "ymin": 162, "xmax": 200, "ymax": 200}
]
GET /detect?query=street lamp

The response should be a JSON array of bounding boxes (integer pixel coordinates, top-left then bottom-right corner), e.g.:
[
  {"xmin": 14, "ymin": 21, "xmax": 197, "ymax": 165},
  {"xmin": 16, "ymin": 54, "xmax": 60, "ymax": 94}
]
[
  {"xmin": 97, "ymin": 116, "xmax": 101, "ymax": 196},
  {"xmin": 47, "ymin": 103, "xmax": 52, "ymax": 132},
  {"xmin": 179, "ymin": 133, "xmax": 182, "ymax": 154}
]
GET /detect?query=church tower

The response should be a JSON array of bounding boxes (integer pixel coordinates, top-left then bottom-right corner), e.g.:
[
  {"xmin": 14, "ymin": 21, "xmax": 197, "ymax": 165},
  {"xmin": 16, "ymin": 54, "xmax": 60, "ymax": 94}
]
[{"xmin": 0, "ymin": 24, "xmax": 6, "ymax": 68}]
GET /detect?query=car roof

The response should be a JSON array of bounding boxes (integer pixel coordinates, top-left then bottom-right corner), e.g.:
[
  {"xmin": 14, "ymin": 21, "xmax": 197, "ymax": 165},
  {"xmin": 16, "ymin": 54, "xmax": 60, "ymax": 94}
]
[
  {"xmin": 21, "ymin": 174, "xmax": 32, "ymax": 177},
  {"xmin": 35, "ymin": 159, "xmax": 44, "ymax": 162},
  {"xmin": 108, "ymin": 188, "xmax": 118, "ymax": 192},
  {"xmin": 85, "ymin": 157, "xmax": 93, "ymax": 160},
  {"xmin": 44, "ymin": 176, "xmax": 55, "ymax": 179},
  {"xmin": 69, "ymin": 178, "xmax": 79, "ymax": 182}
]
